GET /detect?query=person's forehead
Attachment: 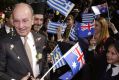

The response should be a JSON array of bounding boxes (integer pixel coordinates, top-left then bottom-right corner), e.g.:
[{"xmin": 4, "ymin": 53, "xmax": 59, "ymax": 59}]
[
  {"xmin": 108, "ymin": 45, "xmax": 116, "ymax": 51},
  {"xmin": 13, "ymin": 4, "xmax": 32, "ymax": 16},
  {"xmin": 34, "ymin": 14, "xmax": 43, "ymax": 18}
]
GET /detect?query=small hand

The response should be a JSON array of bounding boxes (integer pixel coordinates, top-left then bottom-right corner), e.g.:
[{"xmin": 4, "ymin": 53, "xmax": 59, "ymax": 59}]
[
  {"xmin": 108, "ymin": 22, "xmax": 117, "ymax": 31},
  {"xmin": 47, "ymin": 54, "xmax": 52, "ymax": 63},
  {"xmin": 90, "ymin": 37, "xmax": 96, "ymax": 46}
]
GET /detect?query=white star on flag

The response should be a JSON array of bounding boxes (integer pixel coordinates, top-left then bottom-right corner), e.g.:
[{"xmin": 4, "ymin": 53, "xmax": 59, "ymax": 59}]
[{"xmin": 72, "ymin": 61, "xmax": 77, "ymax": 69}]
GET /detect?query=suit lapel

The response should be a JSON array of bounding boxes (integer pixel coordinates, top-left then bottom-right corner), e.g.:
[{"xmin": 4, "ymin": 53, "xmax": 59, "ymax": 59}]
[
  {"xmin": 12, "ymin": 35, "xmax": 33, "ymax": 74},
  {"xmin": 32, "ymin": 32, "xmax": 42, "ymax": 53}
]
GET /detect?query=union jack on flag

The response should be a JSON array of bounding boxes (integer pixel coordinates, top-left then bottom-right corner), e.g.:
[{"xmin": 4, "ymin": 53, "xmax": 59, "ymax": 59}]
[
  {"xmin": 47, "ymin": 0, "xmax": 75, "ymax": 17},
  {"xmin": 76, "ymin": 22, "xmax": 95, "ymax": 37}
]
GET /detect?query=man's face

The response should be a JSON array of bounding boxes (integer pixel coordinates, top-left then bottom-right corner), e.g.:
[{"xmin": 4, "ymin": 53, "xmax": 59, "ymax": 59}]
[
  {"xmin": 66, "ymin": 16, "xmax": 74, "ymax": 27},
  {"xmin": 13, "ymin": 5, "xmax": 33, "ymax": 37},
  {"xmin": 34, "ymin": 14, "xmax": 43, "ymax": 26},
  {"xmin": 33, "ymin": 14, "xmax": 44, "ymax": 32}
]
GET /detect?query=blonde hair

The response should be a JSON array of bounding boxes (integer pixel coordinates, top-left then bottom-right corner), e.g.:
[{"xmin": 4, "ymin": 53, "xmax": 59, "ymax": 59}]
[{"xmin": 96, "ymin": 17, "xmax": 109, "ymax": 44}]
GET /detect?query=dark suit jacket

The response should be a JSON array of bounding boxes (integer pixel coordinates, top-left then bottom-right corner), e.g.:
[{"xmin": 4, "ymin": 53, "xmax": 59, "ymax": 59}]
[
  {"xmin": 100, "ymin": 64, "xmax": 119, "ymax": 80},
  {"xmin": 0, "ymin": 25, "xmax": 8, "ymax": 39},
  {"xmin": 0, "ymin": 31, "xmax": 49, "ymax": 80}
]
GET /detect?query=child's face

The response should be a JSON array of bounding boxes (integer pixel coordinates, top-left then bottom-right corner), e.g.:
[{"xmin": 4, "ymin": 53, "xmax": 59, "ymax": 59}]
[{"xmin": 106, "ymin": 45, "xmax": 119, "ymax": 64}]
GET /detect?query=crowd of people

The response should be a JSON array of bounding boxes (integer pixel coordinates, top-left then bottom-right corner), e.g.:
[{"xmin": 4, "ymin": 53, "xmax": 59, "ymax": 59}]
[{"xmin": 0, "ymin": 0, "xmax": 119, "ymax": 80}]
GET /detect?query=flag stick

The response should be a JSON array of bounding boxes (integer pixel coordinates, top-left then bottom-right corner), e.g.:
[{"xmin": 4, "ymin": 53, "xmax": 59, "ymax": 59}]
[
  {"xmin": 40, "ymin": 54, "xmax": 65, "ymax": 80},
  {"xmin": 106, "ymin": 2, "xmax": 111, "ymax": 22}
]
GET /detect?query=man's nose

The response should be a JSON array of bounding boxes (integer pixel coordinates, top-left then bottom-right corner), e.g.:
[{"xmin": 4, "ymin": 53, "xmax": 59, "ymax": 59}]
[{"xmin": 19, "ymin": 22, "xmax": 24, "ymax": 28}]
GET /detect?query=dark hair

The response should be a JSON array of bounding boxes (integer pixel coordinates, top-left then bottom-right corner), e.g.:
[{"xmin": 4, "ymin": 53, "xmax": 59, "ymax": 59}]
[
  {"xmin": 114, "ymin": 40, "xmax": 119, "ymax": 53},
  {"xmin": 108, "ymin": 40, "xmax": 119, "ymax": 53}
]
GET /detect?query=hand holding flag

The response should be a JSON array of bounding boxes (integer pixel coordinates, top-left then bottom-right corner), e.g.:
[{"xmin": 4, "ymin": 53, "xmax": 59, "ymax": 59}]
[
  {"xmin": 41, "ymin": 43, "xmax": 85, "ymax": 80},
  {"xmin": 76, "ymin": 22, "xmax": 95, "ymax": 37},
  {"xmin": 59, "ymin": 42, "xmax": 85, "ymax": 79}
]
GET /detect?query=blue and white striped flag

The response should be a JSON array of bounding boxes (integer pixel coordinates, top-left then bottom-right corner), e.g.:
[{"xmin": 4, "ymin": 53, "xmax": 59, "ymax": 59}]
[
  {"xmin": 50, "ymin": 45, "xmax": 66, "ymax": 72},
  {"xmin": 47, "ymin": 21, "xmax": 66, "ymax": 34},
  {"xmin": 82, "ymin": 13, "xmax": 95, "ymax": 23},
  {"xmin": 47, "ymin": 0, "xmax": 75, "ymax": 17},
  {"xmin": 69, "ymin": 27, "xmax": 78, "ymax": 41}
]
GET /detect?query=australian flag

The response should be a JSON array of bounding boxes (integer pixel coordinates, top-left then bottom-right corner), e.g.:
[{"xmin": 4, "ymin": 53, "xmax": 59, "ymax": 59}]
[
  {"xmin": 59, "ymin": 43, "xmax": 85, "ymax": 79},
  {"xmin": 76, "ymin": 22, "xmax": 95, "ymax": 37},
  {"xmin": 47, "ymin": 0, "xmax": 75, "ymax": 17},
  {"xmin": 63, "ymin": 42, "xmax": 85, "ymax": 75},
  {"xmin": 69, "ymin": 27, "xmax": 78, "ymax": 41},
  {"xmin": 50, "ymin": 45, "xmax": 66, "ymax": 72},
  {"xmin": 92, "ymin": 3, "xmax": 108, "ymax": 15}
]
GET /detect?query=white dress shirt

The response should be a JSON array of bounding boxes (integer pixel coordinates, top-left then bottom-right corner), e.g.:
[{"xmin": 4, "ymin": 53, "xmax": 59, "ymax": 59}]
[
  {"xmin": 106, "ymin": 64, "xmax": 119, "ymax": 76},
  {"xmin": 5, "ymin": 25, "xmax": 11, "ymax": 34},
  {"xmin": 21, "ymin": 32, "xmax": 39, "ymax": 77}
]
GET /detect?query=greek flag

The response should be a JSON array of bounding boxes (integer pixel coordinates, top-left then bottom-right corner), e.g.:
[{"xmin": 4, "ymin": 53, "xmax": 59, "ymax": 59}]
[
  {"xmin": 69, "ymin": 27, "xmax": 77, "ymax": 41},
  {"xmin": 47, "ymin": 21, "xmax": 66, "ymax": 34},
  {"xmin": 82, "ymin": 13, "xmax": 95, "ymax": 23},
  {"xmin": 47, "ymin": 0, "xmax": 75, "ymax": 17},
  {"xmin": 50, "ymin": 45, "xmax": 66, "ymax": 72}
]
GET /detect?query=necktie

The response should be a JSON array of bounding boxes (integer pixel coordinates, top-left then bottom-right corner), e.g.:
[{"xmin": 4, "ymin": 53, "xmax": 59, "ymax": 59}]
[{"xmin": 24, "ymin": 37, "xmax": 33, "ymax": 68}]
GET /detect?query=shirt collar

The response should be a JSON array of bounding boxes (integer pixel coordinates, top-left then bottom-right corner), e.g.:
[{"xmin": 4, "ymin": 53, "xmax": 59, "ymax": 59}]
[{"xmin": 107, "ymin": 64, "xmax": 119, "ymax": 76}]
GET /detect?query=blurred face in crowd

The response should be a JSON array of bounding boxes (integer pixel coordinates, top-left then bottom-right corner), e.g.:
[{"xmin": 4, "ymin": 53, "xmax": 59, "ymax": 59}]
[
  {"xmin": 12, "ymin": 3, "xmax": 33, "ymax": 37},
  {"xmin": 94, "ymin": 21, "xmax": 101, "ymax": 34},
  {"xmin": 106, "ymin": 45, "xmax": 119, "ymax": 64},
  {"xmin": 6, "ymin": 14, "xmax": 13, "ymax": 27},
  {"xmin": 66, "ymin": 16, "xmax": 74, "ymax": 27},
  {"xmin": 9, "ymin": 15, "xmax": 13, "ymax": 26},
  {"xmin": 33, "ymin": 14, "xmax": 44, "ymax": 32}
]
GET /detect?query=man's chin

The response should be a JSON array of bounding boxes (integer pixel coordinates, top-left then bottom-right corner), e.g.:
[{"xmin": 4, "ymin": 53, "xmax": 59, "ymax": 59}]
[{"xmin": 18, "ymin": 33, "xmax": 28, "ymax": 37}]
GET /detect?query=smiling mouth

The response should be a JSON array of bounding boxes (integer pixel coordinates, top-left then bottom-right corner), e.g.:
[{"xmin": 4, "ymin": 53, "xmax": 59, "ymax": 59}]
[{"xmin": 18, "ymin": 29, "xmax": 27, "ymax": 32}]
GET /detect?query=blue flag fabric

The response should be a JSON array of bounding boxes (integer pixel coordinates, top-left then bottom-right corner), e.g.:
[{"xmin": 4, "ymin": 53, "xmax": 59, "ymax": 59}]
[
  {"xmin": 76, "ymin": 22, "xmax": 95, "ymax": 37},
  {"xmin": 92, "ymin": 3, "xmax": 108, "ymax": 15},
  {"xmin": 63, "ymin": 43, "xmax": 85, "ymax": 75},
  {"xmin": 59, "ymin": 71, "xmax": 73, "ymax": 80},
  {"xmin": 69, "ymin": 26, "xmax": 78, "ymax": 41},
  {"xmin": 47, "ymin": 0, "xmax": 75, "ymax": 17},
  {"xmin": 50, "ymin": 45, "xmax": 66, "ymax": 71}
]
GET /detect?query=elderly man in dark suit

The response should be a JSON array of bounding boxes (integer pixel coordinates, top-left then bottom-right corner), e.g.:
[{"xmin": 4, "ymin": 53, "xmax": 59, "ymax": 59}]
[{"xmin": 0, "ymin": 3, "xmax": 49, "ymax": 80}]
